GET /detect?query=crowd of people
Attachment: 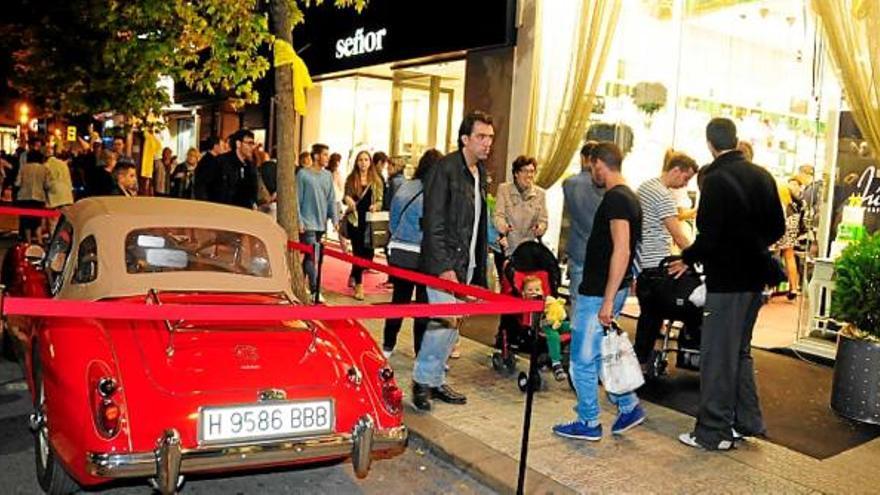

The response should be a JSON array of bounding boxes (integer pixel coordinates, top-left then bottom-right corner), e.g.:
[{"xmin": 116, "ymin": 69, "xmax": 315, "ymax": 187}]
[
  {"xmin": 0, "ymin": 112, "xmax": 791, "ymax": 452},
  {"xmin": 368, "ymin": 111, "xmax": 786, "ymax": 453}
]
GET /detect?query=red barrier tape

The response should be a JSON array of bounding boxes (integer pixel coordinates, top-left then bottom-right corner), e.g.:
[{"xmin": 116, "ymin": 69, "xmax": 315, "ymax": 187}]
[
  {"xmin": 2, "ymin": 297, "xmax": 532, "ymax": 321},
  {"xmin": 0, "ymin": 206, "xmax": 61, "ymax": 218},
  {"xmin": 0, "ymin": 206, "xmax": 543, "ymax": 320},
  {"xmin": 288, "ymin": 240, "xmax": 512, "ymax": 303}
]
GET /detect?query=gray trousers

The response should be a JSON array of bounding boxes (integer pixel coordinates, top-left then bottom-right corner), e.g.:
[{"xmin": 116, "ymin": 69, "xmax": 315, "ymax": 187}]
[{"xmin": 694, "ymin": 292, "xmax": 766, "ymax": 447}]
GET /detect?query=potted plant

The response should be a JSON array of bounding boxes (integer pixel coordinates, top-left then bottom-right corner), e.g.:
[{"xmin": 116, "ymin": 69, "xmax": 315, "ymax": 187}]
[{"xmin": 830, "ymin": 231, "xmax": 880, "ymax": 424}]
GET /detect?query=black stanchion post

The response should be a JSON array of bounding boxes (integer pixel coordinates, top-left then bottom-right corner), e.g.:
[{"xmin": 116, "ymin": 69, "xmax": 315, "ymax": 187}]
[
  {"xmin": 313, "ymin": 242, "xmax": 324, "ymax": 305},
  {"xmin": 516, "ymin": 296, "xmax": 543, "ymax": 495}
]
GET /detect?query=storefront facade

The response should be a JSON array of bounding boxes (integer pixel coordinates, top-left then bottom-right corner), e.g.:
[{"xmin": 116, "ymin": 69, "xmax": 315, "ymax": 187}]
[{"xmin": 523, "ymin": 0, "xmax": 878, "ymax": 358}]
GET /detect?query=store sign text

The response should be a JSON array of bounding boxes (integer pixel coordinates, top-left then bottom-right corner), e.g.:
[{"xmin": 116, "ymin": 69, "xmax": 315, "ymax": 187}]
[
  {"xmin": 335, "ymin": 27, "xmax": 388, "ymax": 59},
  {"xmin": 857, "ymin": 165, "xmax": 880, "ymax": 213}
]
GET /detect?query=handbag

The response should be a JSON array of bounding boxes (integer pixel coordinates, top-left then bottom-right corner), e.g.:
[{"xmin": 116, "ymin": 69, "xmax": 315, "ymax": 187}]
[
  {"xmin": 365, "ymin": 210, "xmax": 390, "ymax": 250},
  {"xmin": 600, "ymin": 321, "xmax": 645, "ymax": 394}
]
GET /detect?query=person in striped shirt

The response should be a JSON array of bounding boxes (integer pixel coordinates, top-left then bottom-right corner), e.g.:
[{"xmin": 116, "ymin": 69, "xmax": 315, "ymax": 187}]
[{"xmin": 633, "ymin": 151, "xmax": 698, "ymax": 365}]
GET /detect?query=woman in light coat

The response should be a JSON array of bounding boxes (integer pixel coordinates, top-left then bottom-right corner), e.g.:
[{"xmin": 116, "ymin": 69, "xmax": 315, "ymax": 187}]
[{"xmin": 493, "ymin": 155, "xmax": 548, "ymax": 257}]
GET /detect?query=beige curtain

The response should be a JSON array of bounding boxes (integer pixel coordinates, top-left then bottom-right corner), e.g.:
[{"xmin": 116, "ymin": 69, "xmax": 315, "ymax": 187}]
[
  {"xmin": 813, "ymin": 0, "xmax": 880, "ymax": 157},
  {"xmin": 527, "ymin": 0, "xmax": 622, "ymax": 188}
]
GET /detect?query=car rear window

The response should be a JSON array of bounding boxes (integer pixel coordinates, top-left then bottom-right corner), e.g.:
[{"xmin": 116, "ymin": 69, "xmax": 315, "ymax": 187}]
[{"xmin": 125, "ymin": 228, "xmax": 272, "ymax": 278}]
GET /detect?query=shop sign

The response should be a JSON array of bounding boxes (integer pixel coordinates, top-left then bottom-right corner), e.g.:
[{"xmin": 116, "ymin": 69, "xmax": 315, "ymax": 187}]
[
  {"xmin": 295, "ymin": 0, "xmax": 515, "ymax": 76},
  {"xmin": 335, "ymin": 27, "xmax": 388, "ymax": 59},
  {"xmin": 856, "ymin": 166, "xmax": 880, "ymax": 214},
  {"xmin": 835, "ymin": 112, "xmax": 880, "ymax": 233}
]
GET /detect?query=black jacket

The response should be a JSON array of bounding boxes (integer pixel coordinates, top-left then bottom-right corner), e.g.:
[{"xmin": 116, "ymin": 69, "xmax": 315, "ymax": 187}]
[
  {"xmin": 193, "ymin": 152, "xmax": 218, "ymax": 201},
  {"xmin": 682, "ymin": 150, "xmax": 785, "ymax": 292},
  {"xmin": 195, "ymin": 151, "xmax": 258, "ymax": 209},
  {"xmin": 420, "ymin": 150, "xmax": 488, "ymax": 287}
]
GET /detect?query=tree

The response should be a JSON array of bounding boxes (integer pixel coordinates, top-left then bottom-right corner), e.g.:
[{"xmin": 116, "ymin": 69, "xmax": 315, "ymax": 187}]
[
  {"xmin": 9, "ymin": 0, "xmax": 271, "ymax": 122},
  {"xmin": 271, "ymin": 0, "xmax": 364, "ymax": 301}
]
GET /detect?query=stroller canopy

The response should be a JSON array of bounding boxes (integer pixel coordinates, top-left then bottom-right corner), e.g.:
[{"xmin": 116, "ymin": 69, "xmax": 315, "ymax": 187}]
[{"xmin": 505, "ymin": 241, "xmax": 562, "ymax": 297}]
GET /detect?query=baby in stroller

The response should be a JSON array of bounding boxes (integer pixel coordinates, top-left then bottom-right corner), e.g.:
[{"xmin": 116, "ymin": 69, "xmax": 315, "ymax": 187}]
[
  {"xmin": 522, "ymin": 276, "xmax": 571, "ymax": 381},
  {"xmin": 492, "ymin": 241, "xmax": 570, "ymax": 384}
]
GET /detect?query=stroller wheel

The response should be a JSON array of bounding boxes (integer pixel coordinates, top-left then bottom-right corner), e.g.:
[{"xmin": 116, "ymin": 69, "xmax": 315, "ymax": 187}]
[
  {"xmin": 517, "ymin": 371, "xmax": 544, "ymax": 393},
  {"xmin": 647, "ymin": 350, "xmax": 667, "ymax": 380},
  {"xmin": 504, "ymin": 355, "xmax": 517, "ymax": 375},
  {"xmin": 491, "ymin": 352, "xmax": 505, "ymax": 372}
]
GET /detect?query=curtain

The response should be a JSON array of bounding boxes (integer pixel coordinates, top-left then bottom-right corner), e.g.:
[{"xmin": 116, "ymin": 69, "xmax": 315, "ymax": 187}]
[
  {"xmin": 527, "ymin": 0, "xmax": 622, "ymax": 188},
  {"xmin": 813, "ymin": 0, "xmax": 880, "ymax": 157}
]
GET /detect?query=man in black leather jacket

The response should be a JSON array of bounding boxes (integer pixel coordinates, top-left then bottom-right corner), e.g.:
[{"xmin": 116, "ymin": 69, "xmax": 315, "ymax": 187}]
[
  {"xmin": 197, "ymin": 129, "xmax": 258, "ymax": 209},
  {"xmin": 411, "ymin": 111, "xmax": 493, "ymax": 411}
]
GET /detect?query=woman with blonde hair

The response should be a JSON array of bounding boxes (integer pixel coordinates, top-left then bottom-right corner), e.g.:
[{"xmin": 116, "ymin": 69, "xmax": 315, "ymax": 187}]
[{"xmin": 343, "ymin": 150, "xmax": 384, "ymax": 300}]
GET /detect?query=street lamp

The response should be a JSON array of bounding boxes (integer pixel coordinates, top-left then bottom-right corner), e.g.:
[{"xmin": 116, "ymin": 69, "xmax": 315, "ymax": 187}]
[{"xmin": 18, "ymin": 103, "xmax": 30, "ymax": 125}]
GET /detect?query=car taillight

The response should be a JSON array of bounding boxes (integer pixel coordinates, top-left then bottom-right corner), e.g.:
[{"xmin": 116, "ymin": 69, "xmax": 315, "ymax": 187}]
[
  {"xmin": 378, "ymin": 367, "xmax": 402, "ymax": 414},
  {"xmin": 93, "ymin": 377, "xmax": 121, "ymax": 438},
  {"xmin": 382, "ymin": 384, "xmax": 403, "ymax": 414}
]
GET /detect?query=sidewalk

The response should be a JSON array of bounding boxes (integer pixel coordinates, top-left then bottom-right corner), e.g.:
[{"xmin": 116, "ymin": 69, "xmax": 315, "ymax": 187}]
[{"xmin": 328, "ymin": 292, "xmax": 880, "ymax": 494}]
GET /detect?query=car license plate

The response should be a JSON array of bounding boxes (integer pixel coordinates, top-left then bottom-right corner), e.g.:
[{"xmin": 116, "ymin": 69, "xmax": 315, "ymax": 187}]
[{"xmin": 200, "ymin": 400, "xmax": 334, "ymax": 444}]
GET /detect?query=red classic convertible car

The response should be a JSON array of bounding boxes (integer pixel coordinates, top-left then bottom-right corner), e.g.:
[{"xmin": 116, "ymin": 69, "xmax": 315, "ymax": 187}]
[{"xmin": 1, "ymin": 197, "xmax": 406, "ymax": 494}]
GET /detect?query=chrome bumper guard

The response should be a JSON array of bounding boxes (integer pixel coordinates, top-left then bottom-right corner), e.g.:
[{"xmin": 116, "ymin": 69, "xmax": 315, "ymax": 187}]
[{"xmin": 87, "ymin": 415, "xmax": 406, "ymax": 493}]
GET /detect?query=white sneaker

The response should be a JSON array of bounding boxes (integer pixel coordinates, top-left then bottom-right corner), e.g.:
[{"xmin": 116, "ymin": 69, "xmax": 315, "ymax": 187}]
[
  {"xmin": 382, "ymin": 349, "xmax": 393, "ymax": 359},
  {"xmin": 678, "ymin": 432, "xmax": 733, "ymax": 451},
  {"xmin": 732, "ymin": 428, "xmax": 743, "ymax": 440}
]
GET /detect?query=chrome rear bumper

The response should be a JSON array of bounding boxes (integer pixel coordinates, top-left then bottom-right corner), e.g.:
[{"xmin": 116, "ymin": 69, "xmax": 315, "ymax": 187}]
[{"xmin": 87, "ymin": 415, "xmax": 406, "ymax": 494}]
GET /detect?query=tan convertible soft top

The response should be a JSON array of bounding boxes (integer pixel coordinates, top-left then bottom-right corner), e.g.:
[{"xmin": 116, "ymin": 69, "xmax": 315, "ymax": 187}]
[{"xmin": 55, "ymin": 197, "xmax": 294, "ymax": 301}]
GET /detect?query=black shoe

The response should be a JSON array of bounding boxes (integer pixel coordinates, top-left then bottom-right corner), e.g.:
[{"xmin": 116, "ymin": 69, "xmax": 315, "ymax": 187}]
[
  {"xmin": 412, "ymin": 382, "xmax": 432, "ymax": 411},
  {"xmin": 430, "ymin": 384, "xmax": 467, "ymax": 404}
]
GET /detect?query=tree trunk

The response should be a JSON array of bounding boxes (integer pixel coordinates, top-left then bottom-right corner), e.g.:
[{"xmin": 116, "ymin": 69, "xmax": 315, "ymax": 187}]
[{"xmin": 270, "ymin": 0, "xmax": 308, "ymax": 301}]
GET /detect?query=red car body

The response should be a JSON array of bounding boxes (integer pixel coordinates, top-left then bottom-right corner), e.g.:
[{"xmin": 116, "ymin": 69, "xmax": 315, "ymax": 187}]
[{"xmin": 2, "ymin": 197, "xmax": 406, "ymax": 494}]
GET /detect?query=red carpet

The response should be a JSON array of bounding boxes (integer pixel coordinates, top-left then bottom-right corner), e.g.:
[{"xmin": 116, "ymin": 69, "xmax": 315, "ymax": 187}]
[{"xmin": 319, "ymin": 253, "xmax": 393, "ymax": 297}]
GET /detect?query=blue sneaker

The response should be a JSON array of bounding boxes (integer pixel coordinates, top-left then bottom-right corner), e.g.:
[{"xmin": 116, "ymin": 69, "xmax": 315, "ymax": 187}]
[
  {"xmin": 552, "ymin": 420, "xmax": 602, "ymax": 441},
  {"xmin": 612, "ymin": 405, "xmax": 646, "ymax": 435}
]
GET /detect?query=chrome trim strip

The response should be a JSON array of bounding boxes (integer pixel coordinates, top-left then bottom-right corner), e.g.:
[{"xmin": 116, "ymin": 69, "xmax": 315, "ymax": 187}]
[{"xmin": 86, "ymin": 425, "xmax": 407, "ymax": 479}]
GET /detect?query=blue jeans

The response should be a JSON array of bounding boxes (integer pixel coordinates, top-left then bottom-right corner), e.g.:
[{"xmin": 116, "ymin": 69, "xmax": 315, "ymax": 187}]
[
  {"xmin": 412, "ymin": 287, "xmax": 460, "ymax": 387},
  {"xmin": 570, "ymin": 288, "xmax": 639, "ymax": 425},
  {"xmin": 299, "ymin": 230, "xmax": 324, "ymax": 292},
  {"xmin": 567, "ymin": 260, "xmax": 584, "ymax": 316}
]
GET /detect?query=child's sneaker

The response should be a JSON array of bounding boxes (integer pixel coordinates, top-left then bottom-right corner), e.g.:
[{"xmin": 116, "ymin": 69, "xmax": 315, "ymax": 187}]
[
  {"xmin": 552, "ymin": 363, "xmax": 568, "ymax": 382},
  {"xmin": 612, "ymin": 405, "xmax": 646, "ymax": 434},
  {"xmin": 553, "ymin": 420, "xmax": 602, "ymax": 441}
]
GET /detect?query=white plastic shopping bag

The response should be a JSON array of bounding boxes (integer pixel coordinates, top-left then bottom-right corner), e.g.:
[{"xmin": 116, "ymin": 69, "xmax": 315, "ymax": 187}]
[{"xmin": 600, "ymin": 321, "xmax": 645, "ymax": 394}]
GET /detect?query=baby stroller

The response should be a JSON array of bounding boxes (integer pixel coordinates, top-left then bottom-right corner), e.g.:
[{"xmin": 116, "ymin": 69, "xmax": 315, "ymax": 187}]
[
  {"xmin": 490, "ymin": 241, "xmax": 569, "ymax": 391},
  {"xmin": 637, "ymin": 256, "xmax": 705, "ymax": 380}
]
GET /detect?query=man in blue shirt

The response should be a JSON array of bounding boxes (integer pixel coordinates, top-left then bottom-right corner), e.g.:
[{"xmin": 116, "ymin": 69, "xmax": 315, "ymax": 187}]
[
  {"xmin": 562, "ymin": 142, "xmax": 605, "ymax": 314},
  {"xmin": 297, "ymin": 143, "xmax": 338, "ymax": 295}
]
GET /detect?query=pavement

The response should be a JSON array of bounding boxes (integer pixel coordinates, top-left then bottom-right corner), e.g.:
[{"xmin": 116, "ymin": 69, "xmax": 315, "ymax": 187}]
[{"xmin": 333, "ymin": 290, "xmax": 880, "ymax": 495}]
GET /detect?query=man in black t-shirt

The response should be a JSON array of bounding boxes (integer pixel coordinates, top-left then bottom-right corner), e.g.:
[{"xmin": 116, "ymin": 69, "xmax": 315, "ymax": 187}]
[{"xmin": 553, "ymin": 142, "xmax": 646, "ymax": 442}]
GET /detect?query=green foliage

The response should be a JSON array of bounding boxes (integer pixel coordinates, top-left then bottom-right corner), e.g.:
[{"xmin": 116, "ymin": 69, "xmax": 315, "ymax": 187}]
[
  {"xmin": 11, "ymin": 0, "xmax": 273, "ymax": 123},
  {"xmin": 9, "ymin": 0, "xmax": 367, "ymax": 125},
  {"xmin": 832, "ymin": 232, "xmax": 880, "ymax": 338}
]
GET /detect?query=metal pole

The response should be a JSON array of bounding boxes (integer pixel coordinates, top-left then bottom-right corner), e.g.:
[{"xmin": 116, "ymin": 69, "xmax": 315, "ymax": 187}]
[
  {"xmin": 516, "ymin": 297, "xmax": 543, "ymax": 495},
  {"xmin": 313, "ymin": 241, "xmax": 324, "ymax": 305}
]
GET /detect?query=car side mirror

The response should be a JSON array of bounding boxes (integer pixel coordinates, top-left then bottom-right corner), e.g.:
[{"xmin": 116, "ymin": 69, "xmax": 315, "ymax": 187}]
[{"xmin": 24, "ymin": 245, "xmax": 46, "ymax": 265}]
